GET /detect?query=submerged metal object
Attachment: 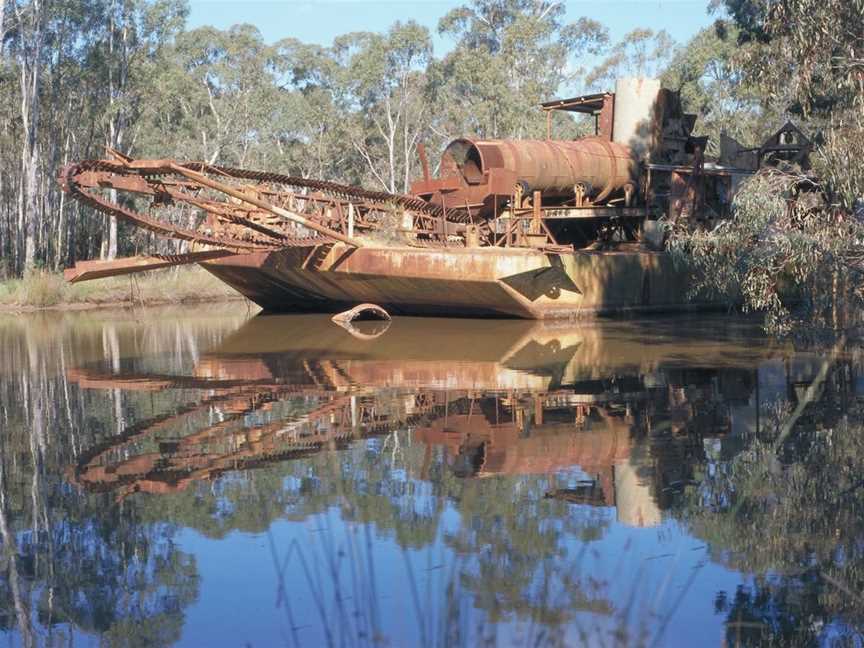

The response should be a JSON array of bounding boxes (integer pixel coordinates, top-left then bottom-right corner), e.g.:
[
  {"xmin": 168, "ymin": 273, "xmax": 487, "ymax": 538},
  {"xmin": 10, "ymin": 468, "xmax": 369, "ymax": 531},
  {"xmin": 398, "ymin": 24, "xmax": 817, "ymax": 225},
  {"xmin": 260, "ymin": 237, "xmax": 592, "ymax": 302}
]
[{"xmin": 331, "ymin": 303, "xmax": 391, "ymax": 323}]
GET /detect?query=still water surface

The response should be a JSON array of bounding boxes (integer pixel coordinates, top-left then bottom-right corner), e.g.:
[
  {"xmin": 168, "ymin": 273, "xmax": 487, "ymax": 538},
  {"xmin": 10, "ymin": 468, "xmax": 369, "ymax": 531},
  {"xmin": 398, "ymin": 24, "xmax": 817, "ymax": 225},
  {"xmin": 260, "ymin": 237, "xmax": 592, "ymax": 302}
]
[{"xmin": 0, "ymin": 307, "xmax": 861, "ymax": 647}]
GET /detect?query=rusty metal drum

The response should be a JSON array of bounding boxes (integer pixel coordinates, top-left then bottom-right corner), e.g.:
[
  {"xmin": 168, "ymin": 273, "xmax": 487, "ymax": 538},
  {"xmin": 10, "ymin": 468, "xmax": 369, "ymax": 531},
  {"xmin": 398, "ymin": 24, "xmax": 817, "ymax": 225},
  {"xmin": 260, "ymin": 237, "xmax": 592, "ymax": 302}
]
[{"xmin": 441, "ymin": 137, "xmax": 637, "ymax": 201}]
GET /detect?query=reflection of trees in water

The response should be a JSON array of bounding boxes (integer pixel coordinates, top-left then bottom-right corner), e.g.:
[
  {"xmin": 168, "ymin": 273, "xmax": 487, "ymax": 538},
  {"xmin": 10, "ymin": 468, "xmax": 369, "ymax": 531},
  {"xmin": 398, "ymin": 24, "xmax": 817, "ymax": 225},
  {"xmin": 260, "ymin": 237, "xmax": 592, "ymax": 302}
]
[
  {"xmin": 113, "ymin": 410, "xmax": 618, "ymax": 644},
  {"xmin": 125, "ymin": 389, "xmax": 625, "ymax": 635},
  {"xmin": 679, "ymin": 360, "xmax": 864, "ymax": 646},
  {"xmin": 7, "ymin": 310, "xmax": 839, "ymax": 646},
  {"xmin": 0, "ymin": 418, "xmax": 200, "ymax": 646},
  {"xmin": 62, "ymin": 363, "xmax": 753, "ymax": 645},
  {"xmin": 442, "ymin": 476, "xmax": 614, "ymax": 635},
  {"xmin": 159, "ymin": 434, "xmax": 617, "ymax": 645},
  {"xmin": 0, "ymin": 315, "xmax": 237, "ymax": 646}
]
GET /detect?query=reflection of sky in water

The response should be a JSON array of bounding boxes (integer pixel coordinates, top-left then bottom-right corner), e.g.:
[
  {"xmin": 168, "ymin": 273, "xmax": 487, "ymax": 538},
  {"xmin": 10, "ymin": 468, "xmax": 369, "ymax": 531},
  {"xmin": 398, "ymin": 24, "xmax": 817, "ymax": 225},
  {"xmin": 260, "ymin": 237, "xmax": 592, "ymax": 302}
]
[
  {"xmin": 0, "ymin": 307, "xmax": 857, "ymax": 646},
  {"xmin": 172, "ymin": 502, "xmax": 743, "ymax": 646}
]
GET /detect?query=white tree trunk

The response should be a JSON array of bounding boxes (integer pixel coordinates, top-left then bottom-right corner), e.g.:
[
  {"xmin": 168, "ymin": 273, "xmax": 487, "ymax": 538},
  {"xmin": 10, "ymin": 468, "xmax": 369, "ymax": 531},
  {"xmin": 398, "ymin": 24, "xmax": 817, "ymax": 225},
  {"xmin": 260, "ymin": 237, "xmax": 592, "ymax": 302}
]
[
  {"xmin": 17, "ymin": 0, "xmax": 45, "ymax": 274},
  {"xmin": 0, "ymin": 1, "xmax": 6, "ymax": 54},
  {"xmin": 106, "ymin": 1, "xmax": 119, "ymax": 259},
  {"xmin": 22, "ymin": 147, "xmax": 38, "ymax": 271}
]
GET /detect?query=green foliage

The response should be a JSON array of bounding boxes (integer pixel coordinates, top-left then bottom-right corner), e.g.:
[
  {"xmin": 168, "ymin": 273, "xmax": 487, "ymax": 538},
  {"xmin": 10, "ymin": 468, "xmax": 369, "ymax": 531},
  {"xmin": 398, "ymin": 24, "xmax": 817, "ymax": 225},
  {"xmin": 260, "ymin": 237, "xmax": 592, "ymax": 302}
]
[
  {"xmin": 810, "ymin": 113, "xmax": 864, "ymax": 214},
  {"xmin": 670, "ymin": 0, "xmax": 864, "ymax": 335},
  {"xmin": 679, "ymin": 371, "xmax": 864, "ymax": 645},
  {"xmin": 661, "ymin": 22, "xmax": 769, "ymax": 153},
  {"xmin": 586, "ymin": 28, "xmax": 674, "ymax": 90},
  {"xmin": 0, "ymin": 267, "xmax": 239, "ymax": 309},
  {"xmin": 670, "ymin": 170, "xmax": 862, "ymax": 334},
  {"xmin": 722, "ymin": 0, "xmax": 864, "ymax": 118},
  {"xmin": 433, "ymin": 1, "xmax": 609, "ymax": 139}
]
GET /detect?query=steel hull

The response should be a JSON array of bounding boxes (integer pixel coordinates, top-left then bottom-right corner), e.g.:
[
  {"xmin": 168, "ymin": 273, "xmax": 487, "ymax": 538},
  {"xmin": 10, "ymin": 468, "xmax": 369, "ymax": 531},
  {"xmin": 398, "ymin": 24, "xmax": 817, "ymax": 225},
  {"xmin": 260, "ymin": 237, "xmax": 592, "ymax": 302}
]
[{"xmin": 201, "ymin": 244, "xmax": 709, "ymax": 319}]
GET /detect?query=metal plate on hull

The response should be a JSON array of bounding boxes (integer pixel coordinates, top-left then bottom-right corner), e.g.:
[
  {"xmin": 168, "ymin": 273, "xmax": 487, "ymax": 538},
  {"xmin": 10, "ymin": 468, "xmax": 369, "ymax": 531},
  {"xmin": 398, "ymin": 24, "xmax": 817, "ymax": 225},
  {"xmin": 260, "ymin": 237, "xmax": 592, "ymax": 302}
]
[{"xmin": 201, "ymin": 244, "xmax": 715, "ymax": 319}]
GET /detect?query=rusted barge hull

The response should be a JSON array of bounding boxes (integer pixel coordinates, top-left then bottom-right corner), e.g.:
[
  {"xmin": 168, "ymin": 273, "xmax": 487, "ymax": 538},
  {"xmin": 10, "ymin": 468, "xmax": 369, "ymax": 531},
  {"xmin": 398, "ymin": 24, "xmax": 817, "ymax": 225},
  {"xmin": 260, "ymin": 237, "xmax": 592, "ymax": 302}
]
[{"xmin": 201, "ymin": 244, "xmax": 700, "ymax": 318}]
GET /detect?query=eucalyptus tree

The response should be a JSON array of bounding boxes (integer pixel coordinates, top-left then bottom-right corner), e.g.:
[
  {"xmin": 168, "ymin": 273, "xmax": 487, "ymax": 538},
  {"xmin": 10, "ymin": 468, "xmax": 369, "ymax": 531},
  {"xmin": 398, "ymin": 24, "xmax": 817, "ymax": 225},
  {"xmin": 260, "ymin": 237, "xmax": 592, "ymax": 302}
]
[
  {"xmin": 431, "ymin": 0, "xmax": 609, "ymax": 140},
  {"xmin": 85, "ymin": 0, "xmax": 187, "ymax": 259},
  {"xmin": 330, "ymin": 21, "xmax": 434, "ymax": 193},
  {"xmin": 0, "ymin": 0, "xmax": 191, "ymax": 272},
  {"xmin": 2, "ymin": 0, "xmax": 100, "ymax": 273},
  {"xmin": 661, "ymin": 23, "xmax": 766, "ymax": 152},
  {"xmin": 8, "ymin": 0, "xmax": 49, "ymax": 273},
  {"xmin": 585, "ymin": 27, "xmax": 675, "ymax": 90},
  {"xmin": 150, "ymin": 24, "xmax": 280, "ymax": 166},
  {"xmin": 670, "ymin": 0, "xmax": 864, "ymax": 335},
  {"xmin": 269, "ymin": 38, "xmax": 355, "ymax": 182},
  {"xmin": 0, "ymin": 0, "xmax": 7, "ymax": 45}
]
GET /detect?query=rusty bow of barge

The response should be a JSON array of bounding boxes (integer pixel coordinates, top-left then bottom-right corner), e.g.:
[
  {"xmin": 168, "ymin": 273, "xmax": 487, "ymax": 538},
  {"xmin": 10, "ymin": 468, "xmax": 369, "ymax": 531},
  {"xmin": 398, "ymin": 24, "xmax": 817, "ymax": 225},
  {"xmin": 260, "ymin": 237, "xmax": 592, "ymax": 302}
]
[{"xmin": 60, "ymin": 78, "xmax": 811, "ymax": 319}]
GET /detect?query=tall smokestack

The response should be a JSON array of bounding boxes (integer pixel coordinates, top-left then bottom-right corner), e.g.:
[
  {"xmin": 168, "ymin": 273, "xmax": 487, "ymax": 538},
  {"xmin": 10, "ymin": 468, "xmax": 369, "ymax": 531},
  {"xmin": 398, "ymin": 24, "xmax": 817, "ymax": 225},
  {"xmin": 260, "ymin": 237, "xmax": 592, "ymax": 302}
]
[{"xmin": 612, "ymin": 77, "xmax": 661, "ymax": 161}]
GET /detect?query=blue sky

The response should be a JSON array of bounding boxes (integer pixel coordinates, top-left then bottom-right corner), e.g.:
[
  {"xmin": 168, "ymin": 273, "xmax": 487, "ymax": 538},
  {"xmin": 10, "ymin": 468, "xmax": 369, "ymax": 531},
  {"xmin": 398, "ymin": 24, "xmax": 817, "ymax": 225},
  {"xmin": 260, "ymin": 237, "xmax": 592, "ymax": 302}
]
[{"xmin": 187, "ymin": 0, "xmax": 717, "ymax": 53}]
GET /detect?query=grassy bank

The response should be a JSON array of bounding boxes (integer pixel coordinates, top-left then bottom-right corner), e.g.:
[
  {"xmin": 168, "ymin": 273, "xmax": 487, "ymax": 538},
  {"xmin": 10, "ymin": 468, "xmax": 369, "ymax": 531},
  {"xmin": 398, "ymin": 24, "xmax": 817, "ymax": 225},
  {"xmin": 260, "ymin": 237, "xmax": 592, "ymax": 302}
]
[{"xmin": 0, "ymin": 267, "xmax": 243, "ymax": 311}]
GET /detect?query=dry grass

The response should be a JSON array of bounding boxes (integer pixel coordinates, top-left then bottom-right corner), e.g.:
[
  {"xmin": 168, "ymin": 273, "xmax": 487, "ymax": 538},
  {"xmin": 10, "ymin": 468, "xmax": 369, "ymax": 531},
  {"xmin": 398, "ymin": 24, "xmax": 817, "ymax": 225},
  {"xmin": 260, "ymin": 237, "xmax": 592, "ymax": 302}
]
[{"xmin": 0, "ymin": 267, "xmax": 242, "ymax": 310}]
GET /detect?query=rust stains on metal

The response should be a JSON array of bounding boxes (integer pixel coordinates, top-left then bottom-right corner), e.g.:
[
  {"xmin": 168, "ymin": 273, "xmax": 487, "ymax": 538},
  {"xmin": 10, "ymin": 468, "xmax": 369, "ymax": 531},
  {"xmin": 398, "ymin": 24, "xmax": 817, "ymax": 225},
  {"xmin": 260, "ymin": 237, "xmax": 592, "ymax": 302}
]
[
  {"xmin": 59, "ymin": 152, "xmax": 470, "ymax": 283},
  {"xmin": 168, "ymin": 162, "xmax": 362, "ymax": 247},
  {"xmin": 331, "ymin": 303, "xmax": 391, "ymax": 324},
  {"xmin": 64, "ymin": 250, "xmax": 238, "ymax": 284},
  {"xmin": 59, "ymin": 78, "xmax": 810, "ymax": 318},
  {"xmin": 411, "ymin": 137, "xmax": 637, "ymax": 216}
]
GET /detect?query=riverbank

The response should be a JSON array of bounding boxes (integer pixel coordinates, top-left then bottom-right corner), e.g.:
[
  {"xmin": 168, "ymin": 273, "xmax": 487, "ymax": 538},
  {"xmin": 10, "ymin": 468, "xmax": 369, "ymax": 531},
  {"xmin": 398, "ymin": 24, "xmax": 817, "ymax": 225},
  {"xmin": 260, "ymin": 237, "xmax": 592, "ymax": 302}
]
[{"xmin": 0, "ymin": 267, "xmax": 244, "ymax": 312}]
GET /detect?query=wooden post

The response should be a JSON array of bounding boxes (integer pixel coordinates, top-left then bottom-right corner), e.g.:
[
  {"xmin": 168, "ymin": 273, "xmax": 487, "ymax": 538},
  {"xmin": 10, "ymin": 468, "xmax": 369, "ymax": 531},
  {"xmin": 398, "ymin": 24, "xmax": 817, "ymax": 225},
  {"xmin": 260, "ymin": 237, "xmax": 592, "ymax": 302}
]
[{"xmin": 532, "ymin": 190, "xmax": 542, "ymax": 234}]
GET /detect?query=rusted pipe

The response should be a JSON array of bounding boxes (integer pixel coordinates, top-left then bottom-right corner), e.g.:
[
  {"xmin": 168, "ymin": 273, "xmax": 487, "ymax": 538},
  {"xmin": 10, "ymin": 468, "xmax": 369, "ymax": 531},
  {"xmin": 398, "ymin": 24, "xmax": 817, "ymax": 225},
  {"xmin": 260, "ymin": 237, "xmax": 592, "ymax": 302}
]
[
  {"xmin": 418, "ymin": 143, "xmax": 431, "ymax": 183},
  {"xmin": 331, "ymin": 303, "xmax": 391, "ymax": 323},
  {"xmin": 444, "ymin": 137, "xmax": 635, "ymax": 198},
  {"xmin": 413, "ymin": 136, "xmax": 639, "ymax": 216}
]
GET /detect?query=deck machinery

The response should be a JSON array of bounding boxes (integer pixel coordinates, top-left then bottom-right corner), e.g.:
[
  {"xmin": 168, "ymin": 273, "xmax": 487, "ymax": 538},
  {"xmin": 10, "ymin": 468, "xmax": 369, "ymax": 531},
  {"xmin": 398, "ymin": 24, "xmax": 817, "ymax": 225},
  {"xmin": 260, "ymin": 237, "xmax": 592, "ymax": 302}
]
[
  {"xmin": 60, "ymin": 78, "xmax": 807, "ymax": 318},
  {"xmin": 410, "ymin": 77, "xmax": 723, "ymax": 249}
]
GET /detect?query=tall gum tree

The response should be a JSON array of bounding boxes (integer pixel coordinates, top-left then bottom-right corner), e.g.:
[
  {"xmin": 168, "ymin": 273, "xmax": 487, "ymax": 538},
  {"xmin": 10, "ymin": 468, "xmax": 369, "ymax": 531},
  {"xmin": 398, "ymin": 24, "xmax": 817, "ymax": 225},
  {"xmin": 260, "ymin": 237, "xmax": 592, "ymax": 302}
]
[
  {"xmin": 669, "ymin": 0, "xmax": 864, "ymax": 334},
  {"xmin": 270, "ymin": 38, "xmax": 355, "ymax": 182},
  {"xmin": 332, "ymin": 21, "xmax": 434, "ymax": 193},
  {"xmin": 156, "ymin": 24, "xmax": 279, "ymax": 166},
  {"xmin": 661, "ymin": 23, "xmax": 767, "ymax": 153},
  {"xmin": 585, "ymin": 27, "xmax": 675, "ymax": 90},
  {"xmin": 431, "ymin": 0, "xmax": 609, "ymax": 140},
  {"xmin": 89, "ymin": 0, "xmax": 187, "ymax": 259},
  {"xmin": 12, "ymin": 0, "xmax": 47, "ymax": 274}
]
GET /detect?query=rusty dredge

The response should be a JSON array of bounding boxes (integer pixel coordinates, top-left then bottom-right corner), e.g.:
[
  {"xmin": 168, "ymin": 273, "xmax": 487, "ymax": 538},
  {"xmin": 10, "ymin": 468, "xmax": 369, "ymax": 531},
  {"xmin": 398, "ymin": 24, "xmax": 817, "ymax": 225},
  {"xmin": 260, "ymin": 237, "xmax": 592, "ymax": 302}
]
[{"xmin": 61, "ymin": 78, "xmax": 810, "ymax": 318}]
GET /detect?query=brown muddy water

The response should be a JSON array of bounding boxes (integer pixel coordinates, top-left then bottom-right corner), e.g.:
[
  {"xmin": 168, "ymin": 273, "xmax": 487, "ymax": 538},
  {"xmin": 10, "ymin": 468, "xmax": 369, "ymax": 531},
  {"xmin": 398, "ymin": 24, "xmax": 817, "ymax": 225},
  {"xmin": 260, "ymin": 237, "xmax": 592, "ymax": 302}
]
[{"xmin": 0, "ymin": 305, "xmax": 862, "ymax": 647}]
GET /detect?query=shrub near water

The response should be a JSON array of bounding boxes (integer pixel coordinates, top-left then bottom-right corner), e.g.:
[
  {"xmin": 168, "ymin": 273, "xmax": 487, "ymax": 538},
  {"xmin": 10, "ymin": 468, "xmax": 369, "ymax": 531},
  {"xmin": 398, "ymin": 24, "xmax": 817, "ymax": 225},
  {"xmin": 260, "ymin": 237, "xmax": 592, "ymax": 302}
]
[
  {"xmin": 0, "ymin": 272, "xmax": 69, "ymax": 307},
  {"xmin": 669, "ymin": 168, "xmax": 861, "ymax": 336},
  {"xmin": 0, "ymin": 268, "xmax": 240, "ymax": 309},
  {"xmin": 22, "ymin": 272, "xmax": 68, "ymax": 306}
]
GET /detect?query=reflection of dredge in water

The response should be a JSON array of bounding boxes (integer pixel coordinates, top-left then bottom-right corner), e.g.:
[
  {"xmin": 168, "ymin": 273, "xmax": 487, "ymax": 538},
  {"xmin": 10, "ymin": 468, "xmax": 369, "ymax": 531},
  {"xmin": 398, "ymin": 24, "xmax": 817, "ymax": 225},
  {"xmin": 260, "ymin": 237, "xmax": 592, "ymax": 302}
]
[
  {"xmin": 414, "ymin": 368, "xmax": 753, "ymax": 528},
  {"xmin": 65, "ymin": 317, "xmax": 766, "ymax": 528},
  {"xmin": 64, "ymin": 378, "xmax": 417, "ymax": 500}
]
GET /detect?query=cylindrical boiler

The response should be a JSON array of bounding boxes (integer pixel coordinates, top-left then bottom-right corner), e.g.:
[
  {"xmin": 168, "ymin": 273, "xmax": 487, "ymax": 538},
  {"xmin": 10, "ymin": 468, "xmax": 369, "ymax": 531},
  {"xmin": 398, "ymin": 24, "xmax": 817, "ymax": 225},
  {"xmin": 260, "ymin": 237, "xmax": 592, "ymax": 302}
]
[{"xmin": 440, "ymin": 137, "xmax": 637, "ymax": 202}]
